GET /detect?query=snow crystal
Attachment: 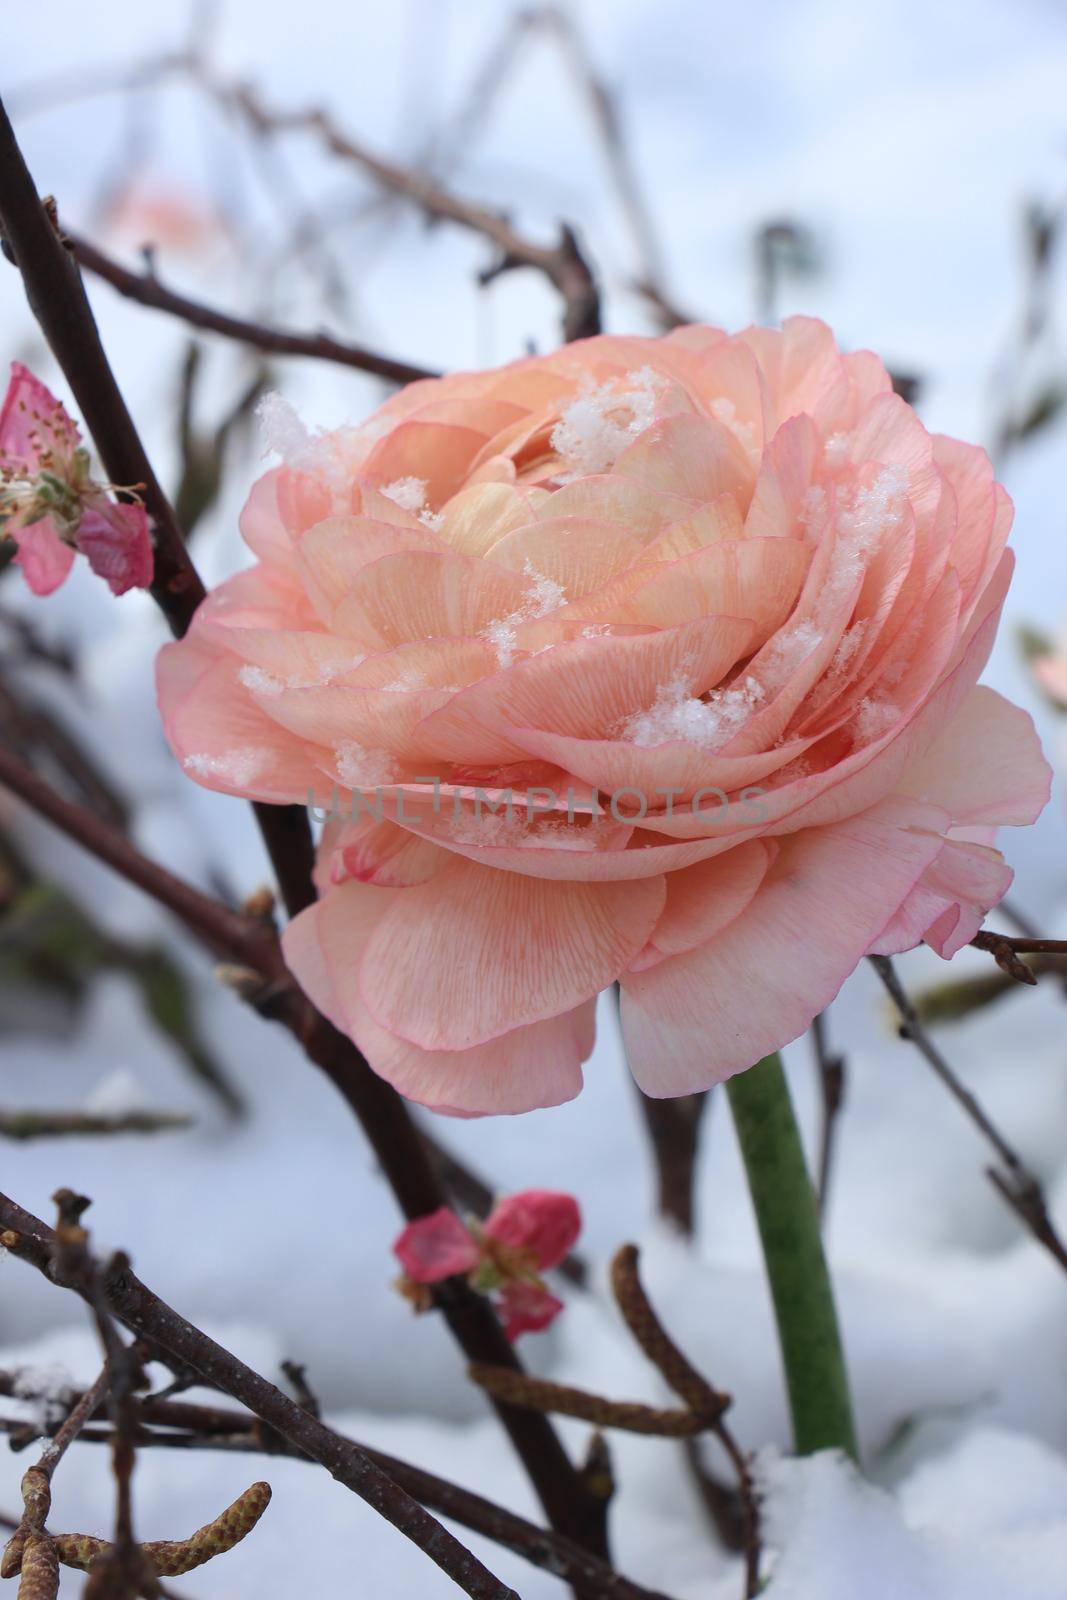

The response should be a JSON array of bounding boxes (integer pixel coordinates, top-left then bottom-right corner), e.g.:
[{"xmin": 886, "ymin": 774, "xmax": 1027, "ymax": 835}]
[
  {"xmin": 483, "ymin": 563, "xmax": 567, "ymax": 667},
  {"xmin": 799, "ymin": 484, "xmax": 828, "ymax": 532},
  {"xmin": 256, "ymin": 392, "xmax": 310, "ymax": 460},
  {"xmin": 381, "ymin": 476, "xmax": 428, "ymax": 514},
  {"xmin": 184, "ymin": 748, "xmax": 269, "ymax": 786},
  {"xmin": 550, "ymin": 367, "xmax": 661, "ymax": 480},
  {"xmin": 448, "ymin": 810, "xmax": 527, "ymax": 847},
  {"xmin": 838, "ymin": 465, "xmax": 906, "ymax": 553},
  {"xmin": 828, "ymin": 620, "xmax": 868, "ymax": 677},
  {"xmin": 766, "ymin": 618, "xmax": 822, "ymax": 675},
  {"xmin": 852, "ymin": 695, "xmax": 899, "ymax": 743},
  {"xmin": 335, "ymin": 741, "xmax": 397, "ymax": 788},
  {"xmin": 522, "ymin": 558, "xmax": 566, "ymax": 615},
  {"xmin": 621, "ymin": 670, "xmax": 765, "ymax": 750},
  {"xmin": 238, "ymin": 664, "xmax": 285, "ymax": 697}
]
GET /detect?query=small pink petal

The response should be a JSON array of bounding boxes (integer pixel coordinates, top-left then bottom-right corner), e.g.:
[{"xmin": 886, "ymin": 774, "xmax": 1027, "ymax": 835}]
[
  {"xmin": 76, "ymin": 500, "xmax": 154, "ymax": 594},
  {"xmin": 13, "ymin": 517, "xmax": 75, "ymax": 595},
  {"xmin": 0, "ymin": 361, "xmax": 79, "ymax": 470},
  {"xmin": 485, "ymin": 1190, "xmax": 581, "ymax": 1271},
  {"xmin": 496, "ymin": 1280, "xmax": 564, "ymax": 1341},
  {"xmin": 393, "ymin": 1207, "xmax": 480, "ymax": 1283}
]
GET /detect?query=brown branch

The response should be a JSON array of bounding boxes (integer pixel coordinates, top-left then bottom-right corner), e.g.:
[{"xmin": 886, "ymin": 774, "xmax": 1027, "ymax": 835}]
[
  {"xmin": 610, "ymin": 1248, "xmax": 760, "ymax": 1600},
  {"xmin": 809, "ymin": 1010, "xmax": 846, "ymax": 1219},
  {"xmin": 0, "ymin": 1108, "xmax": 191, "ymax": 1141},
  {"xmin": 631, "ymin": 1089, "xmax": 709, "ymax": 1237},
  {"xmin": 469, "ymin": 1366, "xmax": 717, "ymax": 1438},
  {"xmin": 0, "ymin": 1391, "xmax": 672, "ymax": 1600},
  {"xmin": 68, "ymin": 232, "xmax": 438, "ymax": 385},
  {"xmin": 192, "ymin": 68, "xmax": 600, "ymax": 343},
  {"xmin": 870, "ymin": 955, "xmax": 1067, "ymax": 1276},
  {"xmin": 0, "ymin": 741, "xmax": 286, "ymax": 978},
  {"xmin": 0, "ymin": 1195, "xmax": 521, "ymax": 1600}
]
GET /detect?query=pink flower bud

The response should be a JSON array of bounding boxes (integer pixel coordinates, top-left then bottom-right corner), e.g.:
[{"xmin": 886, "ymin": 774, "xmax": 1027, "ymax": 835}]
[
  {"xmin": 393, "ymin": 1206, "xmax": 480, "ymax": 1283},
  {"xmin": 485, "ymin": 1190, "xmax": 581, "ymax": 1271}
]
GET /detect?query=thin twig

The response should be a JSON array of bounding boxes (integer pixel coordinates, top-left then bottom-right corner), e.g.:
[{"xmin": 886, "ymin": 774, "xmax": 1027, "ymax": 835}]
[
  {"xmin": 870, "ymin": 955, "xmax": 1067, "ymax": 1276},
  {"xmin": 69, "ymin": 232, "xmax": 438, "ymax": 385},
  {"xmin": 0, "ymin": 1388, "xmax": 673, "ymax": 1600},
  {"xmin": 0, "ymin": 1193, "xmax": 520, "ymax": 1600},
  {"xmin": 0, "ymin": 1109, "xmax": 191, "ymax": 1141},
  {"xmin": 0, "ymin": 741, "xmax": 286, "ymax": 978},
  {"xmin": 190, "ymin": 66, "xmax": 601, "ymax": 342}
]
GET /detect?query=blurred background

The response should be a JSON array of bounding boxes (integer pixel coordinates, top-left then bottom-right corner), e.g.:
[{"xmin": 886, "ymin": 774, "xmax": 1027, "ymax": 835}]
[{"xmin": 2, "ymin": 3, "xmax": 1067, "ymax": 1596}]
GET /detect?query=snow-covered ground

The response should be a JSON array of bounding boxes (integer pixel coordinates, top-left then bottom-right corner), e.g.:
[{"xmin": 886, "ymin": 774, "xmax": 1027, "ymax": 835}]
[{"xmin": 3, "ymin": 1, "xmax": 1067, "ymax": 1595}]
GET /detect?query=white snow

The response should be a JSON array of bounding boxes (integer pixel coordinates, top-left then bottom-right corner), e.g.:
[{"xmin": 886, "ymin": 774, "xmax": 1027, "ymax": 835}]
[
  {"xmin": 238, "ymin": 664, "xmax": 285, "ymax": 697},
  {"xmin": 184, "ymin": 748, "xmax": 270, "ymax": 787},
  {"xmin": 550, "ymin": 368, "xmax": 661, "ymax": 479},
  {"xmin": 334, "ymin": 741, "xmax": 398, "ymax": 788},
  {"xmin": 482, "ymin": 563, "xmax": 567, "ymax": 667},
  {"xmin": 621, "ymin": 669, "xmax": 766, "ymax": 749},
  {"xmin": 380, "ymin": 475, "xmax": 429, "ymax": 513}
]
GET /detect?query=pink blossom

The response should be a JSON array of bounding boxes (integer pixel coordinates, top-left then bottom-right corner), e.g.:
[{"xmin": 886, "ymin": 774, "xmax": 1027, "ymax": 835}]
[
  {"xmin": 393, "ymin": 1206, "xmax": 480, "ymax": 1283},
  {"xmin": 392, "ymin": 1190, "xmax": 579, "ymax": 1339},
  {"xmin": 0, "ymin": 362, "xmax": 153, "ymax": 596},
  {"xmin": 496, "ymin": 1281, "xmax": 564, "ymax": 1342},
  {"xmin": 157, "ymin": 320, "xmax": 1052, "ymax": 1112},
  {"xmin": 484, "ymin": 1190, "xmax": 581, "ymax": 1271}
]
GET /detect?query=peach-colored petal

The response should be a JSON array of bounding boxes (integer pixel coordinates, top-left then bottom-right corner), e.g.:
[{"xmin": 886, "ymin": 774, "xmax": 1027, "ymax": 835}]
[
  {"xmin": 615, "ymin": 412, "xmax": 754, "ymax": 504},
  {"xmin": 896, "ymin": 685, "xmax": 1051, "ymax": 827},
  {"xmin": 580, "ymin": 537, "xmax": 809, "ymax": 636},
  {"xmin": 156, "ymin": 636, "xmax": 320, "ymax": 802},
  {"xmin": 359, "ymin": 856, "xmax": 665, "ymax": 1050},
  {"xmin": 619, "ymin": 796, "xmax": 949, "ymax": 1094},
  {"xmin": 282, "ymin": 884, "xmax": 593, "ymax": 1112},
  {"xmin": 414, "ymin": 616, "xmax": 759, "ymax": 765},
  {"xmin": 869, "ymin": 835, "xmax": 1013, "ymax": 960},
  {"xmin": 296, "ymin": 514, "xmax": 449, "ymax": 619},
  {"xmin": 332, "ymin": 549, "xmax": 533, "ymax": 650}
]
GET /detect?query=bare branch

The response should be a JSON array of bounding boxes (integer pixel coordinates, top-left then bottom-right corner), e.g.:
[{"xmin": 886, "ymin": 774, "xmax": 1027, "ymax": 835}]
[
  {"xmin": 0, "ymin": 1109, "xmax": 191, "ymax": 1142},
  {"xmin": 870, "ymin": 954, "xmax": 1067, "ymax": 1276},
  {"xmin": 0, "ymin": 1193, "xmax": 521, "ymax": 1600},
  {"xmin": 190, "ymin": 67, "xmax": 601, "ymax": 342},
  {"xmin": 68, "ymin": 231, "xmax": 438, "ymax": 385}
]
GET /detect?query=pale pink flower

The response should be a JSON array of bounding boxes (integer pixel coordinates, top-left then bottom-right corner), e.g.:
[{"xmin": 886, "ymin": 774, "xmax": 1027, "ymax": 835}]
[
  {"xmin": 0, "ymin": 363, "xmax": 153, "ymax": 596},
  {"xmin": 157, "ymin": 319, "xmax": 1051, "ymax": 1112},
  {"xmin": 393, "ymin": 1189, "xmax": 579, "ymax": 1339}
]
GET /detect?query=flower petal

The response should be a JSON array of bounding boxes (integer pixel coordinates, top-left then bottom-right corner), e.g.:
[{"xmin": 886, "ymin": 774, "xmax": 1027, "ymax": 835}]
[
  {"xmin": 359, "ymin": 856, "xmax": 665, "ymax": 1050},
  {"xmin": 619, "ymin": 795, "xmax": 949, "ymax": 1094}
]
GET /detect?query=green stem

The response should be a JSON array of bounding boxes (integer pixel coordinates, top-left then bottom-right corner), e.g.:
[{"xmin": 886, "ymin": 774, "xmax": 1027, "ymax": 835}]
[{"xmin": 726, "ymin": 1052, "xmax": 858, "ymax": 1460}]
